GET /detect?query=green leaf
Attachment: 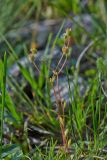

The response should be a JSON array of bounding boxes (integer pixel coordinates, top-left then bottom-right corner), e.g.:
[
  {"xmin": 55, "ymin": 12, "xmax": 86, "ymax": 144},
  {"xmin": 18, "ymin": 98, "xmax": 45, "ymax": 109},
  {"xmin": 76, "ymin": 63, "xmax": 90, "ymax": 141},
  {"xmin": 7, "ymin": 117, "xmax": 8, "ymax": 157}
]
[
  {"xmin": 5, "ymin": 92, "xmax": 21, "ymax": 122},
  {"xmin": 2, "ymin": 144, "xmax": 22, "ymax": 159},
  {"xmin": 18, "ymin": 62, "xmax": 43, "ymax": 98},
  {"xmin": 0, "ymin": 57, "xmax": 21, "ymax": 124}
]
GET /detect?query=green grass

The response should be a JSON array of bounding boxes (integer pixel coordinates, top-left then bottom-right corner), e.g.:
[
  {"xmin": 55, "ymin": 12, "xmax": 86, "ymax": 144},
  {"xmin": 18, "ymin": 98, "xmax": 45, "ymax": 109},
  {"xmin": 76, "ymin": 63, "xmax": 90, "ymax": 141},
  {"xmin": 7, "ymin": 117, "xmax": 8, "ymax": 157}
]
[
  {"xmin": 0, "ymin": 53, "xmax": 7, "ymax": 159},
  {"xmin": 0, "ymin": 0, "xmax": 107, "ymax": 159}
]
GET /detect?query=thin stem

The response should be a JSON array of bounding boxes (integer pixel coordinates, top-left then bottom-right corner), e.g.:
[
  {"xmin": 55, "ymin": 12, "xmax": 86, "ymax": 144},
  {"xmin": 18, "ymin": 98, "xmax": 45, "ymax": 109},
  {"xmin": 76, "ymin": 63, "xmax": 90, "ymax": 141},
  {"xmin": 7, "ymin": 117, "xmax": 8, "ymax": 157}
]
[
  {"xmin": 32, "ymin": 61, "xmax": 40, "ymax": 74},
  {"xmin": 53, "ymin": 86, "xmax": 59, "ymax": 108},
  {"xmin": 58, "ymin": 114, "xmax": 67, "ymax": 148},
  {"xmin": 55, "ymin": 54, "xmax": 64, "ymax": 72},
  {"xmin": 32, "ymin": 60, "xmax": 51, "ymax": 81},
  {"xmin": 58, "ymin": 57, "xmax": 67, "ymax": 75},
  {"xmin": 56, "ymin": 75, "xmax": 64, "ymax": 115},
  {"xmin": 56, "ymin": 74, "xmax": 68, "ymax": 151},
  {"xmin": 53, "ymin": 86, "xmax": 65, "ymax": 145}
]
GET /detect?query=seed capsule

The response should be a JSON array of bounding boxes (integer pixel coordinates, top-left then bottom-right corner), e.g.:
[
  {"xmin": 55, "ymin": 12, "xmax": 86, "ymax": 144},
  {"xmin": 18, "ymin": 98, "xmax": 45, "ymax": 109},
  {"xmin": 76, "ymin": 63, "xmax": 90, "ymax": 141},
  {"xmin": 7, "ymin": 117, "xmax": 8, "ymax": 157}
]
[{"xmin": 62, "ymin": 46, "xmax": 69, "ymax": 55}]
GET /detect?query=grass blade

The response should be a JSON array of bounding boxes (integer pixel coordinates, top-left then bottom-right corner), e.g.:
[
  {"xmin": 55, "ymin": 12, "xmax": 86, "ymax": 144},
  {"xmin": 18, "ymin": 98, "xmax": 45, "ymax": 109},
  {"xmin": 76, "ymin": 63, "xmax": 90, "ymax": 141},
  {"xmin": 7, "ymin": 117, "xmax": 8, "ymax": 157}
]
[{"xmin": 0, "ymin": 52, "xmax": 7, "ymax": 158}]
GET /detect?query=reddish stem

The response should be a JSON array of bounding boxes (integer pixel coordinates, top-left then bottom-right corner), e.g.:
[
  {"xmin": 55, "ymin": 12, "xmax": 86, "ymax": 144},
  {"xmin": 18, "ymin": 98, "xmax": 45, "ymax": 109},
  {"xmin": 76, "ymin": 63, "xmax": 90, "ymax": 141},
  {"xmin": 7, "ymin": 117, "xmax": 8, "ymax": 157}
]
[{"xmin": 58, "ymin": 57, "xmax": 67, "ymax": 75}]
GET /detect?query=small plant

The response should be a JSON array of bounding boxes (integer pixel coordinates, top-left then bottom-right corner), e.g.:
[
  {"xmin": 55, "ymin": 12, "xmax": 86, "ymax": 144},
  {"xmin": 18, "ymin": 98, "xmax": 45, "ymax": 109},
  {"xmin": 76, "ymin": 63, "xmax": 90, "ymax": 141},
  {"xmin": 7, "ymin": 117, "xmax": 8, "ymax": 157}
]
[
  {"xmin": 29, "ymin": 28, "xmax": 72, "ymax": 153},
  {"xmin": 1, "ymin": 1, "xmax": 107, "ymax": 158}
]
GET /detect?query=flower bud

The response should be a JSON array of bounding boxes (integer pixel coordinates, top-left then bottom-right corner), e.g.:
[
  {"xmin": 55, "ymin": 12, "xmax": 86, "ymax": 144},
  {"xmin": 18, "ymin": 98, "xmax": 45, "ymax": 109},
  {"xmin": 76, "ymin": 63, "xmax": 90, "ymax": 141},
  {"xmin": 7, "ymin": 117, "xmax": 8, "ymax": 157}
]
[
  {"xmin": 53, "ymin": 70, "xmax": 58, "ymax": 76},
  {"xmin": 65, "ymin": 28, "xmax": 72, "ymax": 36},
  {"xmin": 30, "ymin": 47, "xmax": 37, "ymax": 55},
  {"xmin": 49, "ymin": 76, "xmax": 55, "ymax": 84},
  {"xmin": 62, "ymin": 46, "xmax": 69, "ymax": 55}
]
